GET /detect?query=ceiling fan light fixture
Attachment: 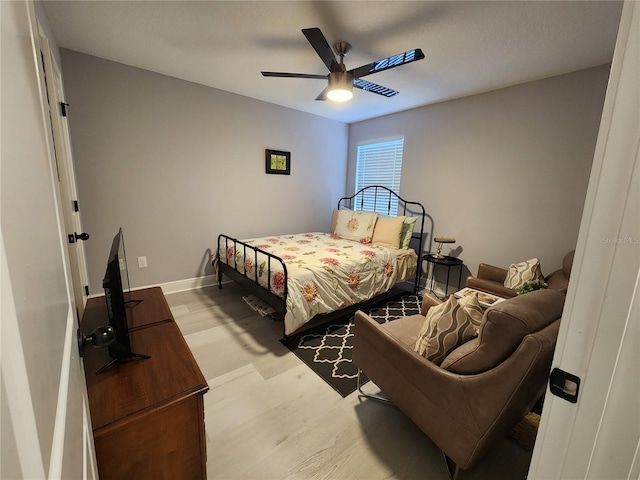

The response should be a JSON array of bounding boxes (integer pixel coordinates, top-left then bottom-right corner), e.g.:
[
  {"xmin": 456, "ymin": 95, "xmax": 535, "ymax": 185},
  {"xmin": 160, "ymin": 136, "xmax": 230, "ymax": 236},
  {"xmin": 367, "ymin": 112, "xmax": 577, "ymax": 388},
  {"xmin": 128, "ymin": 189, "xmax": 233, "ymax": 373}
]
[
  {"xmin": 327, "ymin": 72, "xmax": 354, "ymax": 102},
  {"xmin": 263, "ymin": 28, "xmax": 424, "ymax": 102}
]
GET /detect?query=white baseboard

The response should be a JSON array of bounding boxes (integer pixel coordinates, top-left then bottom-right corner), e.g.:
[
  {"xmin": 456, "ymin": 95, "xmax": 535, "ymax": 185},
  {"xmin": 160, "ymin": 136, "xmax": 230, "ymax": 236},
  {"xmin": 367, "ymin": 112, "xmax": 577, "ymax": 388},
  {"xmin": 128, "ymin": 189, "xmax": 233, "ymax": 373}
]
[
  {"xmin": 156, "ymin": 275, "xmax": 223, "ymax": 295},
  {"xmin": 88, "ymin": 275, "xmax": 233, "ymax": 299}
]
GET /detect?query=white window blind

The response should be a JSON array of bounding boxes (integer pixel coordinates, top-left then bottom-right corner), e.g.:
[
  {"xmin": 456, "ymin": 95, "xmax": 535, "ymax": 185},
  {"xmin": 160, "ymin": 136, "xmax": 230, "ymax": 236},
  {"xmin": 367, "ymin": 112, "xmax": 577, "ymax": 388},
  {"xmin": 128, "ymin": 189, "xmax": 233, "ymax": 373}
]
[{"xmin": 355, "ymin": 138, "xmax": 404, "ymax": 215}]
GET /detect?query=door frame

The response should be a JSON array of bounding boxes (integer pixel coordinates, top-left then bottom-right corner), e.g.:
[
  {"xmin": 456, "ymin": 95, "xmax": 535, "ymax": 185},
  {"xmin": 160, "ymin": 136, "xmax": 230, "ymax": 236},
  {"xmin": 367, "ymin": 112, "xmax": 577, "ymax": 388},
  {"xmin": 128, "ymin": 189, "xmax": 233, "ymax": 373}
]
[
  {"xmin": 528, "ymin": 2, "xmax": 639, "ymax": 478},
  {"xmin": 38, "ymin": 27, "xmax": 90, "ymax": 320},
  {"xmin": 1, "ymin": 1, "xmax": 97, "ymax": 478}
]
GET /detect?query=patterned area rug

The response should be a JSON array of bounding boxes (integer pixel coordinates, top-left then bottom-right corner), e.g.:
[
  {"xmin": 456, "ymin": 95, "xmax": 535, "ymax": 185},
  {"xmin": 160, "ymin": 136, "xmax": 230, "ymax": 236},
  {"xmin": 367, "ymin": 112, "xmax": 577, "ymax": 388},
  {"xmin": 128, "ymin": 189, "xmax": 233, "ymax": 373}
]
[{"xmin": 283, "ymin": 295, "xmax": 422, "ymax": 397}]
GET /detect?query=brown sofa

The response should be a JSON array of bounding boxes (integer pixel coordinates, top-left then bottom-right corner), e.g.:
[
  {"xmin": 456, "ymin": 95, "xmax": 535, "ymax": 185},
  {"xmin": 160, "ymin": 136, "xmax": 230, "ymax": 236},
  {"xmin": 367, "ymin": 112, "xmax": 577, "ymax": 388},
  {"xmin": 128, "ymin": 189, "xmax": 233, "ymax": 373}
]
[
  {"xmin": 465, "ymin": 250, "xmax": 575, "ymax": 298},
  {"xmin": 353, "ymin": 289, "xmax": 565, "ymax": 473}
]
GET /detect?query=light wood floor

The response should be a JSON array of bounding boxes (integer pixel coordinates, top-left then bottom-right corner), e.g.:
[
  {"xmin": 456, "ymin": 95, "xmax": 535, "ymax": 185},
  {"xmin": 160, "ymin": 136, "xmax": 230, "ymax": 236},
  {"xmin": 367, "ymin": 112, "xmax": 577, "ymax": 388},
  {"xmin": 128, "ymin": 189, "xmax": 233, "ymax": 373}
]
[{"xmin": 166, "ymin": 283, "xmax": 533, "ymax": 480}]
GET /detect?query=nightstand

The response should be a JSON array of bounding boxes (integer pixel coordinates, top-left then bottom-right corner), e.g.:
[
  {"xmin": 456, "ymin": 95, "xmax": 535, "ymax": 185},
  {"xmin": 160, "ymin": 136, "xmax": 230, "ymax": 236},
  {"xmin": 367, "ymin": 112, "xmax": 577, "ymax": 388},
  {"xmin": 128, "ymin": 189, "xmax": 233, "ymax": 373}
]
[{"xmin": 422, "ymin": 253, "xmax": 464, "ymax": 297}]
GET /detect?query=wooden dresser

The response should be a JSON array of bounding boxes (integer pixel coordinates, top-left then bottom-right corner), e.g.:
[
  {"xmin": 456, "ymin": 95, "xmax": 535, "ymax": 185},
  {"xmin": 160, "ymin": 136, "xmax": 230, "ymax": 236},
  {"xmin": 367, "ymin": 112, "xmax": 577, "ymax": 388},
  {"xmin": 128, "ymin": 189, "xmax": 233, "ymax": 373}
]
[{"xmin": 81, "ymin": 287, "xmax": 208, "ymax": 479}]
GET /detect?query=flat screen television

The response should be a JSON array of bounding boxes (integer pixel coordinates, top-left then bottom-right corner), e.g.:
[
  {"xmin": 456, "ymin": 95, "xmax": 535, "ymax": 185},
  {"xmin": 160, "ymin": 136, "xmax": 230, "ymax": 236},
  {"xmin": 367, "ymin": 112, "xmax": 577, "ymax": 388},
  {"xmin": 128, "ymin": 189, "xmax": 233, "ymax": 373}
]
[{"xmin": 97, "ymin": 227, "xmax": 149, "ymax": 374}]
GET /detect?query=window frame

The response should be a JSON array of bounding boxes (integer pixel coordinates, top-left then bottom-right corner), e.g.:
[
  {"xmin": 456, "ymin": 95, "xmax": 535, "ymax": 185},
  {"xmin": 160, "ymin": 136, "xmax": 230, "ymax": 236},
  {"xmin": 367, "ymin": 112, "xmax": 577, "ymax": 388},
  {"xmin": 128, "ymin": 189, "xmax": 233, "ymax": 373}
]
[{"xmin": 354, "ymin": 136, "xmax": 404, "ymax": 215}]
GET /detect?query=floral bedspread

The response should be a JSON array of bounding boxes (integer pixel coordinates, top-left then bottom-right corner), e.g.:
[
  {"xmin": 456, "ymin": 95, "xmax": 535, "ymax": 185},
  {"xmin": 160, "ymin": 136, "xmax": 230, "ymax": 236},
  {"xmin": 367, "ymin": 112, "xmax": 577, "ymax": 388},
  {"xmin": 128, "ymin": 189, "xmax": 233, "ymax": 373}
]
[{"xmin": 220, "ymin": 232, "xmax": 400, "ymax": 335}]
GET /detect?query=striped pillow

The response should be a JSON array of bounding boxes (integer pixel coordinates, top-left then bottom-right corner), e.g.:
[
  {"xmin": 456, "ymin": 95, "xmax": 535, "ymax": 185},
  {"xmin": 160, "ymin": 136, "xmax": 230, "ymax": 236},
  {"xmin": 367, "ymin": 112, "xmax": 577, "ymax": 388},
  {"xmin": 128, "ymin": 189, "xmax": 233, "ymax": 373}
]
[
  {"xmin": 504, "ymin": 258, "xmax": 544, "ymax": 289},
  {"xmin": 414, "ymin": 294, "xmax": 483, "ymax": 365},
  {"xmin": 400, "ymin": 217, "xmax": 417, "ymax": 249}
]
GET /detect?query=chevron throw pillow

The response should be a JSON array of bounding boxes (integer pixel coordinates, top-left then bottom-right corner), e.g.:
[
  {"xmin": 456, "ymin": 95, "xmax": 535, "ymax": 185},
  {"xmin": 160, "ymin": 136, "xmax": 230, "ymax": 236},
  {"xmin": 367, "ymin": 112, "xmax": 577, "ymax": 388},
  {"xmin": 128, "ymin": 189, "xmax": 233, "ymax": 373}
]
[{"xmin": 504, "ymin": 258, "xmax": 544, "ymax": 290}]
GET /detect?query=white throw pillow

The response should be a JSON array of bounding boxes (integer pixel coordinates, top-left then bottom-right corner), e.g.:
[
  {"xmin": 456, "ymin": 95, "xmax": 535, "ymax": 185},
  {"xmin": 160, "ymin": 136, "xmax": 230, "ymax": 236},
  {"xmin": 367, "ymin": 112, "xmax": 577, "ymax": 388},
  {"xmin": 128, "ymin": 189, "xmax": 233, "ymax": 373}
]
[
  {"xmin": 334, "ymin": 210, "xmax": 378, "ymax": 243},
  {"xmin": 330, "ymin": 207, "xmax": 351, "ymax": 234}
]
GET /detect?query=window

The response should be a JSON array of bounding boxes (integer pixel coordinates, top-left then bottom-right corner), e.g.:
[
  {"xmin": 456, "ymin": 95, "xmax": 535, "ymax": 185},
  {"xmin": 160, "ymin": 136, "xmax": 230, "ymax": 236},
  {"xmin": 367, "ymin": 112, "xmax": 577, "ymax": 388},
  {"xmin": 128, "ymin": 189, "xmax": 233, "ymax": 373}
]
[{"xmin": 355, "ymin": 137, "xmax": 404, "ymax": 215}]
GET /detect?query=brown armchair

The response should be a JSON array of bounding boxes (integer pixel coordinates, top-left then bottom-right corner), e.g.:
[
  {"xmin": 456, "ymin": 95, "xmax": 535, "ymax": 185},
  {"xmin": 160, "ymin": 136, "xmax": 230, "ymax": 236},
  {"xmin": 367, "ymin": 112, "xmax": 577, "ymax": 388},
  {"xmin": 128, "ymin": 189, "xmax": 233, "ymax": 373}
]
[
  {"xmin": 465, "ymin": 250, "xmax": 575, "ymax": 298},
  {"xmin": 353, "ymin": 289, "xmax": 565, "ymax": 475}
]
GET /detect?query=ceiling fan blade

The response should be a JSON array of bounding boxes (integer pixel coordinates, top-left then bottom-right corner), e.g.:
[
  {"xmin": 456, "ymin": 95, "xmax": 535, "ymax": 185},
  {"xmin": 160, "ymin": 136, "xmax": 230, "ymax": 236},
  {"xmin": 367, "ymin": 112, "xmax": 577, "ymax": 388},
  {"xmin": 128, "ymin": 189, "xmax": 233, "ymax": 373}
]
[
  {"xmin": 302, "ymin": 27, "xmax": 341, "ymax": 73},
  {"xmin": 348, "ymin": 48, "xmax": 425, "ymax": 79},
  {"xmin": 353, "ymin": 79, "xmax": 399, "ymax": 98},
  {"xmin": 315, "ymin": 86, "xmax": 329, "ymax": 101},
  {"xmin": 261, "ymin": 71, "xmax": 328, "ymax": 79}
]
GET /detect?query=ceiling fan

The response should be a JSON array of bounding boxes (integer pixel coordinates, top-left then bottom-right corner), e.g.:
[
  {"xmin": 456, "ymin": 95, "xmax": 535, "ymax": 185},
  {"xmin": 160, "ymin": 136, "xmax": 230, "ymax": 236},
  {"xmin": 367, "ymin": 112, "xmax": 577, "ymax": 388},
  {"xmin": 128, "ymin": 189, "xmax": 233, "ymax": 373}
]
[{"xmin": 261, "ymin": 27, "xmax": 425, "ymax": 102}]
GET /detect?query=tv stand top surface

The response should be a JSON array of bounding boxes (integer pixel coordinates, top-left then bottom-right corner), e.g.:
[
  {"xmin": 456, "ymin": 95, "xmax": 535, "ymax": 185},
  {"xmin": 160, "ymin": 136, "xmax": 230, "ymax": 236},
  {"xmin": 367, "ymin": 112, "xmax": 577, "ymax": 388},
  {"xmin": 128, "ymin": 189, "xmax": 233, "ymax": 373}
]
[
  {"xmin": 82, "ymin": 287, "xmax": 208, "ymax": 431},
  {"xmin": 84, "ymin": 286, "xmax": 173, "ymax": 331},
  {"xmin": 125, "ymin": 287, "xmax": 173, "ymax": 330}
]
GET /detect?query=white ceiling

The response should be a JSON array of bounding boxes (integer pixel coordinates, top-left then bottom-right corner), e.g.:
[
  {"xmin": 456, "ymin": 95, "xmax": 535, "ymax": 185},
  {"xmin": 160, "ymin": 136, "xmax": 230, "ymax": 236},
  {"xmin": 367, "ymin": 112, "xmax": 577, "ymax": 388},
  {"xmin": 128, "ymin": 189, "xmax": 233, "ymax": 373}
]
[{"xmin": 43, "ymin": 1, "xmax": 623, "ymax": 124}]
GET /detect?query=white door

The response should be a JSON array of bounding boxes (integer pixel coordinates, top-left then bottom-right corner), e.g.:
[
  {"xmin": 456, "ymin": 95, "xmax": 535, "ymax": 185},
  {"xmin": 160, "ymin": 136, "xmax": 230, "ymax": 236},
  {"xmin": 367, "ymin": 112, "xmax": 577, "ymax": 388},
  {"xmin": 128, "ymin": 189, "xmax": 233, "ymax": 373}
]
[
  {"xmin": 528, "ymin": 2, "xmax": 640, "ymax": 479},
  {"xmin": 39, "ymin": 27, "xmax": 91, "ymax": 320},
  {"xmin": 0, "ymin": 1, "xmax": 97, "ymax": 478}
]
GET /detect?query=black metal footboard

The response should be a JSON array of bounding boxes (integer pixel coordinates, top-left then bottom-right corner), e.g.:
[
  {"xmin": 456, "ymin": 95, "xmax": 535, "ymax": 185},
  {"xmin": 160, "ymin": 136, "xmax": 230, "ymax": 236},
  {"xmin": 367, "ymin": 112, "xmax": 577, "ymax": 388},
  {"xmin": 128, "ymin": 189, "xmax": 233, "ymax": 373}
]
[{"xmin": 216, "ymin": 234, "xmax": 288, "ymax": 318}]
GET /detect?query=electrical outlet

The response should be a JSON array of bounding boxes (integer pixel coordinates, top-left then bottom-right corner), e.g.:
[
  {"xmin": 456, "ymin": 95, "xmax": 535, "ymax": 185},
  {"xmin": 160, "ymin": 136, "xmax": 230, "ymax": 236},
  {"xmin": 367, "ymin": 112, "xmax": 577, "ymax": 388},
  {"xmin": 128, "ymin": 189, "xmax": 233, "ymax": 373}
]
[
  {"xmin": 119, "ymin": 258, "xmax": 125, "ymax": 271},
  {"xmin": 138, "ymin": 256, "xmax": 147, "ymax": 268}
]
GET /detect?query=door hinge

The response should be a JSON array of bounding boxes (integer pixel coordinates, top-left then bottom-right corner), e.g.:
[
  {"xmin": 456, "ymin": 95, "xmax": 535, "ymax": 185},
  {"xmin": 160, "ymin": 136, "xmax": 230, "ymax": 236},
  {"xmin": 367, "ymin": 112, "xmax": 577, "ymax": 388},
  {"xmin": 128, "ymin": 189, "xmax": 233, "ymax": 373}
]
[
  {"xmin": 84, "ymin": 285, "xmax": 90, "ymax": 296},
  {"xmin": 60, "ymin": 102, "xmax": 69, "ymax": 117},
  {"xmin": 73, "ymin": 200, "xmax": 79, "ymax": 212},
  {"xmin": 68, "ymin": 232, "xmax": 90, "ymax": 243},
  {"xmin": 549, "ymin": 368, "xmax": 581, "ymax": 404}
]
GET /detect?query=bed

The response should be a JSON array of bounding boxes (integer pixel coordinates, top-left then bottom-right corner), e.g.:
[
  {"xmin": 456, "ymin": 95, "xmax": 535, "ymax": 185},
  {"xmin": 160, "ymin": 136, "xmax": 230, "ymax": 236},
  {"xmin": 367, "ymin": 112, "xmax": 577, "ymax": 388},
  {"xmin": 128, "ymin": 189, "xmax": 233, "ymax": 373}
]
[{"xmin": 215, "ymin": 186, "xmax": 427, "ymax": 337}]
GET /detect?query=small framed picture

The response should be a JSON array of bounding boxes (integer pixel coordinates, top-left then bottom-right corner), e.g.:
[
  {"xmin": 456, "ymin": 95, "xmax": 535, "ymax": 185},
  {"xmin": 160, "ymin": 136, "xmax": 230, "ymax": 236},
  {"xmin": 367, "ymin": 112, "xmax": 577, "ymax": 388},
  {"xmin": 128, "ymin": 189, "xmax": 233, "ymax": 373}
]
[{"xmin": 265, "ymin": 149, "xmax": 290, "ymax": 175}]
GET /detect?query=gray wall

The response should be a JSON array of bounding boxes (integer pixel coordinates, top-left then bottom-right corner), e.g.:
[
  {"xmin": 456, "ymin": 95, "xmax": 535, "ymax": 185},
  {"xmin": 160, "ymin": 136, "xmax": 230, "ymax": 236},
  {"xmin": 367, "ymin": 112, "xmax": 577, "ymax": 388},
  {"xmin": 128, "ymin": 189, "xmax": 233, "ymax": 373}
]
[
  {"xmin": 62, "ymin": 45, "xmax": 608, "ymax": 293},
  {"xmin": 61, "ymin": 50, "xmax": 348, "ymax": 293},
  {"xmin": 348, "ymin": 65, "xmax": 610, "ymax": 283}
]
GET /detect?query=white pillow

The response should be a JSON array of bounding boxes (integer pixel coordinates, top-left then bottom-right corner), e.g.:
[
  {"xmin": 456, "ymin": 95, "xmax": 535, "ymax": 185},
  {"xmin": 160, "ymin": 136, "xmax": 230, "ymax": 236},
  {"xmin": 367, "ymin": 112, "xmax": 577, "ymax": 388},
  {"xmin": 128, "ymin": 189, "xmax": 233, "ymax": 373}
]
[
  {"xmin": 371, "ymin": 215, "xmax": 405, "ymax": 248},
  {"xmin": 414, "ymin": 293, "xmax": 483, "ymax": 365},
  {"xmin": 334, "ymin": 210, "xmax": 378, "ymax": 243},
  {"xmin": 330, "ymin": 207, "xmax": 351, "ymax": 234},
  {"xmin": 330, "ymin": 209, "xmax": 339, "ymax": 233},
  {"xmin": 504, "ymin": 258, "xmax": 544, "ymax": 289}
]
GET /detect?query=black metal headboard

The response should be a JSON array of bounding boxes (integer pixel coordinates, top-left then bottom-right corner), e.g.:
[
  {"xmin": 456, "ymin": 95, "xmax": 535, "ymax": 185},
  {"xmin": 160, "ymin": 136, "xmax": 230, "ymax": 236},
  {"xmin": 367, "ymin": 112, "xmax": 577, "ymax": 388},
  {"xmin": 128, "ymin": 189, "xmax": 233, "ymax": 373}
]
[{"xmin": 337, "ymin": 186, "xmax": 427, "ymax": 284}]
